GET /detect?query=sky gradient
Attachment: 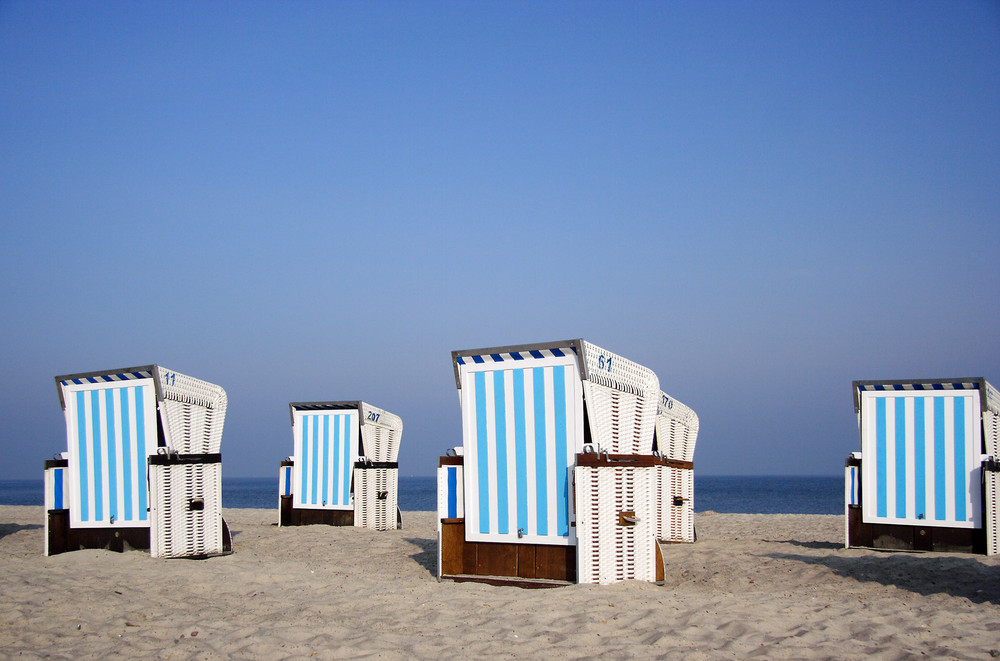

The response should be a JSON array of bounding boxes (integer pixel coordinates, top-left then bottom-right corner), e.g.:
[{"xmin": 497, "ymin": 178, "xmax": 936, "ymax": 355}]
[{"xmin": 2, "ymin": 1, "xmax": 998, "ymax": 479}]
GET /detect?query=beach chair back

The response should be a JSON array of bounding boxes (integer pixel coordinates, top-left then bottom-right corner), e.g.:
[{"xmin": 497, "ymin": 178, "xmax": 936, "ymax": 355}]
[
  {"xmin": 654, "ymin": 391, "xmax": 699, "ymax": 462},
  {"xmin": 55, "ymin": 369, "xmax": 160, "ymax": 529},
  {"xmin": 854, "ymin": 381, "xmax": 986, "ymax": 530},
  {"xmin": 289, "ymin": 403, "xmax": 360, "ymax": 511}
]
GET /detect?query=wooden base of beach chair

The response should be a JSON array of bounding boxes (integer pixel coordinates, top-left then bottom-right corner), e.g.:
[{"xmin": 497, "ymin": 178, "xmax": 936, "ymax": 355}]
[
  {"xmin": 279, "ymin": 495, "xmax": 355, "ymax": 526},
  {"xmin": 45, "ymin": 509, "xmax": 150, "ymax": 555},
  {"xmin": 846, "ymin": 506, "xmax": 986, "ymax": 553},
  {"xmin": 439, "ymin": 518, "xmax": 576, "ymax": 586}
]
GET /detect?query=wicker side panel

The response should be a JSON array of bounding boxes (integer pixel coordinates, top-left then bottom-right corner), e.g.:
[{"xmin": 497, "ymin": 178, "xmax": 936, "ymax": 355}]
[
  {"xmin": 579, "ymin": 342, "xmax": 659, "ymax": 455},
  {"xmin": 987, "ymin": 470, "xmax": 999, "ymax": 556},
  {"xmin": 984, "ymin": 410, "xmax": 999, "ymax": 457},
  {"xmin": 354, "ymin": 468, "xmax": 398, "ymax": 530},
  {"xmin": 583, "ymin": 382, "xmax": 659, "ymax": 454},
  {"xmin": 651, "ymin": 465, "xmax": 694, "ymax": 543},
  {"xmin": 360, "ymin": 424, "xmax": 403, "ymax": 463},
  {"xmin": 656, "ymin": 392, "xmax": 699, "ymax": 463},
  {"xmin": 157, "ymin": 369, "xmax": 227, "ymax": 454},
  {"xmin": 149, "ymin": 462, "xmax": 224, "ymax": 558},
  {"xmin": 574, "ymin": 465, "xmax": 655, "ymax": 584}
]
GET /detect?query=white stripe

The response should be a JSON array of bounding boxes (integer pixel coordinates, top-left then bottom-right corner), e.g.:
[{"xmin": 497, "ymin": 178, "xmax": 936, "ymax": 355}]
[
  {"xmin": 923, "ymin": 398, "xmax": 935, "ymax": 521},
  {"xmin": 484, "ymin": 371, "xmax": 498, "ymax": 535},
  {"xmin": 904, "ymin": 397, "xmax": 915, "ymax": 520},
  {"xmin": 884, "ymin": 398, "xmax": 896, "ymax": 520},
  {"xmin": 524, "ymin": 369, "xmax": 537, "ymax": 536},
  {"xmin": 503, "ymin": 369, "xmax": 517, "ymax": 533},
  {"xmin": 544, "ymin": 366, "xmax": 557, "ymax": 537},
  {"xmin": 944, "ymin": 398, "xmax": 955, "ymax": 521}
]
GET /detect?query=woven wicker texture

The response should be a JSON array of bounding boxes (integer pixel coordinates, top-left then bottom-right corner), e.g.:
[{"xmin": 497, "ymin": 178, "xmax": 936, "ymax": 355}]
[
  {"xmin": 655, "ymin": 392, "xmax": 699, "ymax": 463},
  {"xmin": 354, "ymin": 467, "xmax": 398, "ymax": 530},
  {"xmin": 148, "ymin": 462, "xmax": 223, "ymax": 558},
  {"xmin": 986, "ymin": 381, "xmax": 1000, "ymax": 417},
  {"xmin": 156, "ymin": 368, "xmax": 227, "ymax": 455},
  {"xmin": 987, "ymin": 471, "xmax": 999, "ymax": 556},
  {"xmin": 359, "ymin": 403, "xmax": 403, "ymax": 463},
  {"xmin": 579, "ymin": 342, "xmax": 659, "ymax": 454},
  {"xmin": 574, "ymin": 465, "xmax": 656, "ymax": 584},
  {"xmin": 653, "ymin": 465, "xmax": 695, "ymax": 543}
]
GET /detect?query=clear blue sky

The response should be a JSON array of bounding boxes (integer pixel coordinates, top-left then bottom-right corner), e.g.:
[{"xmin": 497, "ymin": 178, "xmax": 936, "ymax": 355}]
[{"xmin": 2, "ymin": 1, "xmax": 998, "ymax": 479}]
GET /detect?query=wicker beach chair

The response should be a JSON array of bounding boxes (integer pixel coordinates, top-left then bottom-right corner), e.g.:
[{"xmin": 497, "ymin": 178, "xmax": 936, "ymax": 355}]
[
  {"xmin": 845, "ymin": 378, "xmax": 1000, "ymax": 556},
  {"xmin": 279, "ymin": 402, "xmax": 403, "ymax": 531},
  {"xmin": 437, "ymin": 339, "xmax": 700, "ymax": 586},
  {"xmin": 46, "ymin": 366, "xmax": 230, "ymax": 558}
]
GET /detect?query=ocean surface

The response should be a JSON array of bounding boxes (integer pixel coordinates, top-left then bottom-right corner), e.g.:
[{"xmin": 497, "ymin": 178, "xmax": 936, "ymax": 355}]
[{"xmin": 0, "ymin": 475, "xmax": 843, "ymax": 514}]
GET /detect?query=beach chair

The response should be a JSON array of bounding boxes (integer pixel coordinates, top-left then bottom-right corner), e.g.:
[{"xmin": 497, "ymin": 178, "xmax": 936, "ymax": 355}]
[
  {"xmin": 845, "ymin": 378, "xmax": 1000, "ymax": 555},
  {"xmin": 437, "ymin": 339, "xmax": 700, "ymax": 586},
  {"xmin": 278, "ymin": 402, "xmax": 403, "ymax": 531},
  {"xmin": 46, "ymin": 366, "xmax": 231, "ymax": 558}
]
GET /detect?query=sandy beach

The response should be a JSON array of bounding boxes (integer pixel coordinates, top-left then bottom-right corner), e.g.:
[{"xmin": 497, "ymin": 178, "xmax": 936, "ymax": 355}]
[{"xmin": 1, "ymin": 506, "xmax": 998, "ymax": 660}]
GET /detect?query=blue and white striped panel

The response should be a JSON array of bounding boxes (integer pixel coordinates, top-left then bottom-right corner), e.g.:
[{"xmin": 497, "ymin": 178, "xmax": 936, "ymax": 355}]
[
  {"xmin": 845, "ymin": 465, "xmax": 860, "ymax": 506},
  {"xmin": 45, "ymin": 466, "xmax": 68, "ymax": 510},
  {"xmin": 292, "ymin": 411, "xmax": 357, "ymax": 510},
  {"xmin": 437, "ymin": 465, "xmax": 465, "ymax": 520},
  {"xmin": 455, "ymin": 346, "xmax": 576, "ymax": 366},
  {"xmin": 279, "ymin": 464, "xmax": 293, "ymax": 497},
  {"xmin": 62, "ymin": 381, "xmax": 158, "ymax": 528},
  {"xmin": 860, "ymin": 391, "xmax": 982, "ymax": 529},
  {"xmin": 459, "ymin": 355, "xmax": 583, "ymax": 545}
]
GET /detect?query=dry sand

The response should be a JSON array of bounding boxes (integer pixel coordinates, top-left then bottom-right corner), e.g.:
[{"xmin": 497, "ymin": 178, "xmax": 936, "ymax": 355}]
[{"xmin": 1, "ymin": 505, "xmax": 998, "ymax": 660}]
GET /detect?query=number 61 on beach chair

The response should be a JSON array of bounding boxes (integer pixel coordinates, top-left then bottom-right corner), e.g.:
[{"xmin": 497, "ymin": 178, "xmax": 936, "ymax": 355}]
[
  {"xmin": 45, "ymin": 365, "xmax": 231, "ymax": 558},
  {"xmin": 437, "ymin": 339, "xmax": 699, "ymax": 586}
]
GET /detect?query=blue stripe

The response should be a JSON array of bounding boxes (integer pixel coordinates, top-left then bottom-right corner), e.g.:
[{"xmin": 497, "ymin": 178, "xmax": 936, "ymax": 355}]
[
  {"xmin": 533, "ymin": 367, "xmax": 548, "ymax": 535},
  {"xmin": 493, "ymin": 370, "xmax": 509, "ymax": 534},
  {"xmin": 472, "ymin": 355, "xmax": 484, "ymax": 364},
  {"xmin": 447, "ymin": 466, "xmax": 457, "ymax": 518},
  {"xmin": 954, "ymin": 397, "xmax": 967, "ymax": 522},
  {"xmin": 54, "ymin": 468, "xmax": 64, "ymax": 509},
  {"xmin": 551, "ymin": 348, "xmax": 564, "ymax": 357},
  {"xmin": 491, "ymin": 353, "xmax": 503, "ymax": 362},
  {"xmin": 342, "ymin": 414, "xmax": 351, "ymax": 505},
  {"xmin": 321, "ymin": 415, "xmax": 330, "ymax": 505},
  {"xmin": 876, "ymin": 397, "xmax": 887, "ymax": 518},
  {"xmin": 849, "ymin": 466, "xmax": 857, "ymax": 504},
  {"xmin": 331, "ymin": 415, "xmax": 341, "ymax": 505},
  {"xmin": 895, "ymin": 397, "xmax": 906, "ymax": 519},
  {"xmin": 914, "ymin": 397, "xmax": 925, "ymax": 519},
  {"xmin": 529, "ymin": 350, "xmax": 544, "ymax": 359},
  {"xmin": 513, "ymin": 369, "xmax": 528, "ymax": 535},
  {"xmin": 456, "ymin": 356, "xmax": 465, "ymax": 365},
  {"xmin": 120, "ymin": 388, "xmax": 133, "ymax": 521},
  {"xmin": 554, "ymin": 365, "xmax": 568, "ymax": 537},
  {"xmin": 934, "ymin": 397, "xmax": 946, "ymax": 520},
  {"xmin": 283, "ymin": 466, "xmax": 291, "ymax": 496},
  {"xmin": 91, "ymin": 391, "xmax": 103, "ymax": 522},
  {"xmin": 511, "ymin": 352, "xmax": 524, "ymax": 361},
  {"xmin": 135, "ymin": 387, "xmax": 147, "ymax": 520},
  {"xmin": 475, "ymin": 372, "xmax": 490, "ymax": 534},
  {"xmin": 311, "ymin": 415, "xmax": 319, "ymax": 505},
  {"xmin": 105, "ymin": 389, "xmax": 118, "ymax": 524},
  {"xmin": 77, "ymin": 392, "xmax": 88, "ymax": 521}
]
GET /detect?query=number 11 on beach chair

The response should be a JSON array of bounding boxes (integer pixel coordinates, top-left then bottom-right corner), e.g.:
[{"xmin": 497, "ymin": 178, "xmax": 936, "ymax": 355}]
[{"xmin": 46, "ymin": 365, "xmax": 231, "ymax": 559}]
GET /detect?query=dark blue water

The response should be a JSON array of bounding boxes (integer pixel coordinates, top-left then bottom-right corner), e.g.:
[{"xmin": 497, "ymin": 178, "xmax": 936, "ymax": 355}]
[{"xmin": 0, "ymin": 475, "xmax": 843, "ymax": 514}]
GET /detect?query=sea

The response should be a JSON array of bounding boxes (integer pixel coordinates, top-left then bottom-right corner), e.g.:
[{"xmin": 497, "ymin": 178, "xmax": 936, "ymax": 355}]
[{"xmin": 0, "ymin": 475, "xmax": 843, "ymax": 514}]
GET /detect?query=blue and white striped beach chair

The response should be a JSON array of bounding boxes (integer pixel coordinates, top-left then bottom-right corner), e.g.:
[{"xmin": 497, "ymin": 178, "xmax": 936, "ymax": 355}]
[
  {"xmin": 47, "ymin": 366, "xmax": 230, "ymax": 558},
  {"xmin": 279, "ymin": 401, "xmax": 403, "ymax": 530},
  {"xmin": 437, "ymin": 339, "xmax": 700, "ymax": 586},
  {"xmin": 846, "ymin": 378, "xmax": 1000, "ymax": 555}
]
